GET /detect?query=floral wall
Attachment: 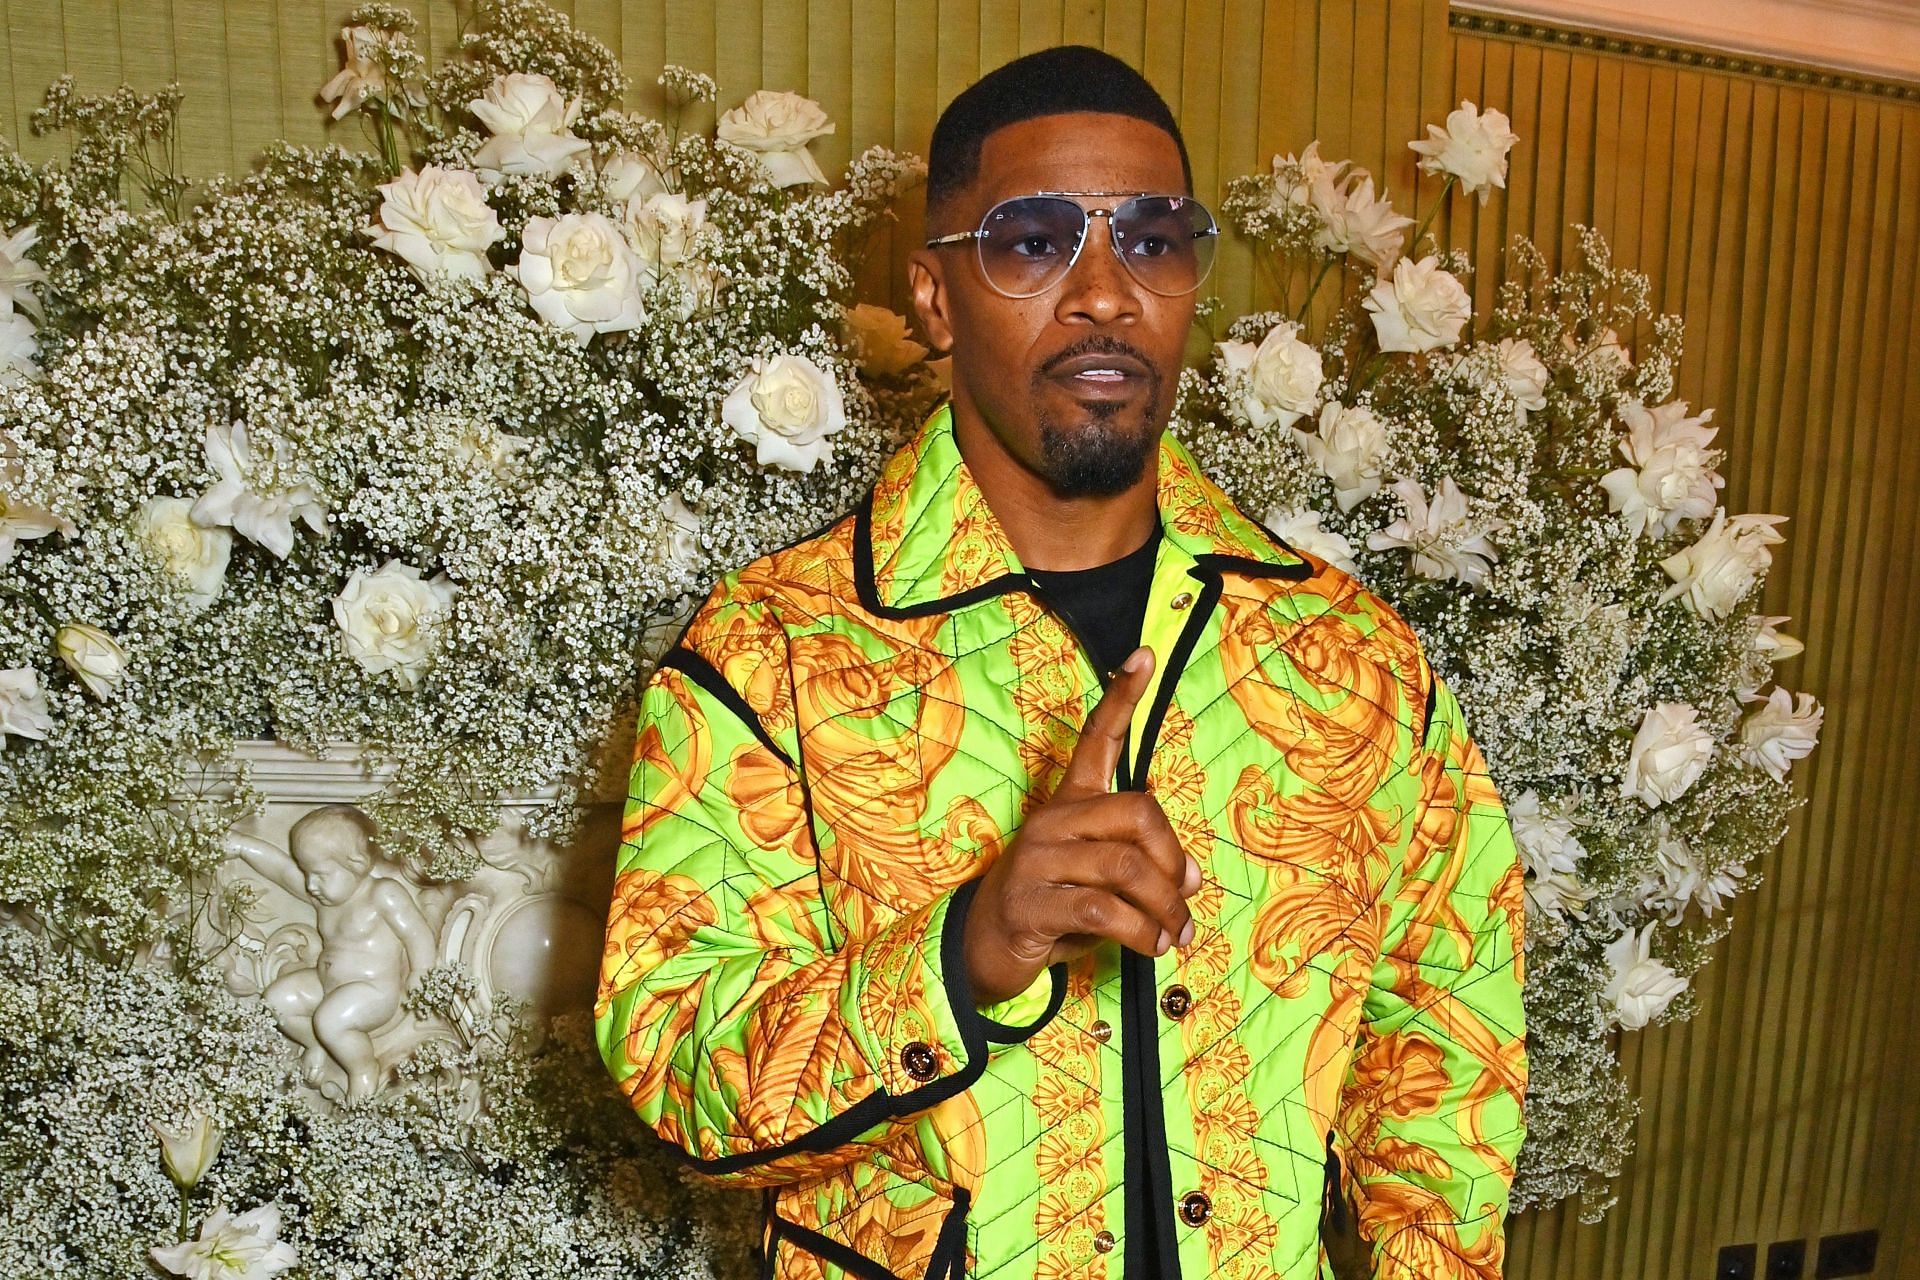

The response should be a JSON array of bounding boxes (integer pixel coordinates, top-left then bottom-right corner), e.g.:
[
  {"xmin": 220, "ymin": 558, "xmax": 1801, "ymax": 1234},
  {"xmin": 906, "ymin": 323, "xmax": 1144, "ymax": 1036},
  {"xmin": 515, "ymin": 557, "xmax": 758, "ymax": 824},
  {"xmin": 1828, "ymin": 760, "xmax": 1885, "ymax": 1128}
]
[{"xmin": 2, "ymin": 0, "xmax": 1917, "ymax": 1276}]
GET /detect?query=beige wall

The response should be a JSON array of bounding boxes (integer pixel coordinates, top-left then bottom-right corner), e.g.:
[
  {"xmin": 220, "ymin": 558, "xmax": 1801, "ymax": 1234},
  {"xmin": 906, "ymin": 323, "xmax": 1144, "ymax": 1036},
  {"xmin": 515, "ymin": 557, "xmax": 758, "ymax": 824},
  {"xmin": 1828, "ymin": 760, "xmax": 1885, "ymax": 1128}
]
[{"xmin": 5, "ymin": 2, "xmax": 1918, "ymax": 1276}]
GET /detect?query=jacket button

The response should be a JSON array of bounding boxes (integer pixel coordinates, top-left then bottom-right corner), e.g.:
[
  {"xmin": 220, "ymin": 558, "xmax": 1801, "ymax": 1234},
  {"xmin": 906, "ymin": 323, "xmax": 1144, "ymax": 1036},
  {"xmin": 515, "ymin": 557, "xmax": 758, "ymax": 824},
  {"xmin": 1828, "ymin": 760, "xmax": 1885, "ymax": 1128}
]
[
  {"xmin": 1170, "ymin": 591, "xmax": 1194, "ymax": 611},
  {"xmin": 1178, "ymin": 1189, "xmax": 1212, "ymax": 1227},
  {"xmin": 900, "ymin": 1041, "xmax": 939, "ymax": 1082},
  {"xmin": 1088, "ymin": 1019, "xmax": 1113, "ymax": 1043},
  {"xmin": 1160, "ymin": 984, "xmax": 1192, "ymax": 1020},
  {"xmin": 1092, "ymin": 1229, "xmax": 1116, "ymax": 1254}
]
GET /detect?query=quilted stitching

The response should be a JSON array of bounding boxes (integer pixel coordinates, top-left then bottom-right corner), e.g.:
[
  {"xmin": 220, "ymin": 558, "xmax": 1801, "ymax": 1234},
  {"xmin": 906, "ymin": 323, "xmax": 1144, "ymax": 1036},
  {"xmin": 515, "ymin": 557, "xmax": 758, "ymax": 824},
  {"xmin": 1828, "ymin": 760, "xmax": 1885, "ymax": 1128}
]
[{"xmin": 597, "ymin": 402, "xmax": 1528, "ymax": 1279}]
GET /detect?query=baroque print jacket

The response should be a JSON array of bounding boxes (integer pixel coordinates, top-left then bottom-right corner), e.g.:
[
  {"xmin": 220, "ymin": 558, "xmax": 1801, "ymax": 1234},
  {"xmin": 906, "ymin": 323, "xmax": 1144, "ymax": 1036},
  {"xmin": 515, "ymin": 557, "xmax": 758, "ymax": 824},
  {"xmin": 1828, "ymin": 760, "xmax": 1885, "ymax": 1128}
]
[{"xmin": 596, "ymin": 400, "xmax": 1530, "ymax": 1280}]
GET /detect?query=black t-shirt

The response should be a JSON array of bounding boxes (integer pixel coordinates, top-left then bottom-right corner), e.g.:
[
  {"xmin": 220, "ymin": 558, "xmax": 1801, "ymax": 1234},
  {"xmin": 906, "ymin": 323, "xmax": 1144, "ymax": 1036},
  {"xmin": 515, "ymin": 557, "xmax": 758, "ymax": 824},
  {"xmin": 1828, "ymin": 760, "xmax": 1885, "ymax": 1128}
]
[{"xmin": 1024, "ymin": 523, "xmax": 1161, "ymax": 680}]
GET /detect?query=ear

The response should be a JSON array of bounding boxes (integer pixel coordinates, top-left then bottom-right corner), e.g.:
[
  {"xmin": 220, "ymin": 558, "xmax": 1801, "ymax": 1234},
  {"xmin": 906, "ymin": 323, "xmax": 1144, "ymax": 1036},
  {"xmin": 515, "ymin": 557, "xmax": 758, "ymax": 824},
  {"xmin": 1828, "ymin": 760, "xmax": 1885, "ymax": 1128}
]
[{"xmin": 906, "ymin": 248, "xmax": 955, "ymax": 356}]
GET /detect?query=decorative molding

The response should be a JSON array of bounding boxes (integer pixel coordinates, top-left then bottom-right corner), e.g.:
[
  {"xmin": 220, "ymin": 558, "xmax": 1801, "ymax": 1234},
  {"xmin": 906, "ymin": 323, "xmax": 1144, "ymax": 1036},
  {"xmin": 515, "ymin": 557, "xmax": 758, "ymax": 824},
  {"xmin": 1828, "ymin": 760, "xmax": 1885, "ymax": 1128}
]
[{"xmin": 1453, "ymin": 2, "xmax": 1920, "ymax": 92}]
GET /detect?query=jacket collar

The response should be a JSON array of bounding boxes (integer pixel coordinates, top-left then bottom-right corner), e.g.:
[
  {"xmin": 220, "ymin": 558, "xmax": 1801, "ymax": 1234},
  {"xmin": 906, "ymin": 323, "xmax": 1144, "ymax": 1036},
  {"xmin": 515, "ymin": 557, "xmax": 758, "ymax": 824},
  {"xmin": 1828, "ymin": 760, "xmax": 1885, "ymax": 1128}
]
[{"xmin": 855, "ymin": 398, "xmax": 1307, "ymax": 617}]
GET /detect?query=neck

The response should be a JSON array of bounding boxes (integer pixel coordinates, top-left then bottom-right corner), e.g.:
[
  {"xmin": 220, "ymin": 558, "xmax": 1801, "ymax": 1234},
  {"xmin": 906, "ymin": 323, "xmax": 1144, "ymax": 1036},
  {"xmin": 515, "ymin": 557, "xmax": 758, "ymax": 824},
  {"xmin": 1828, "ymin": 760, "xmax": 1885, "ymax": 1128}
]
[{"xmin": 951, "ymin": 399, "xmax": 1161, "ymax": 572}]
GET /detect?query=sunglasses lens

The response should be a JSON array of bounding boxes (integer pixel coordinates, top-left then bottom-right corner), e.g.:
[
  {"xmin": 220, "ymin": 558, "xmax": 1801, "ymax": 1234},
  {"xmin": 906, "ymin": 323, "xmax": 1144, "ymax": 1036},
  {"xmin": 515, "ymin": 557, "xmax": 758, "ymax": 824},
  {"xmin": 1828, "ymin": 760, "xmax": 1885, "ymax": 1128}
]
[
  {"xmin": 976, "ymin": 197, "xmax": 1089, "ymax": 298},
  {"xmin": 1112, "ymin": 196, "xmax": 1218, "ymax": 296}
]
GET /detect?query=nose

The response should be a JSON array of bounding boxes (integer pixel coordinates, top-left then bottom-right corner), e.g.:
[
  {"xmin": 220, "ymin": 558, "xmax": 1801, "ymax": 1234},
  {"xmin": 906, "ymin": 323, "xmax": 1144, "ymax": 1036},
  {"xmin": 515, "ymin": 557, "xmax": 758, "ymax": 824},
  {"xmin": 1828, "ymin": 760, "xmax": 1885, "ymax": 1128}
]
[{"xmin": 1054, "ymin": 212, "xmax": 1143, "ymax": 325}]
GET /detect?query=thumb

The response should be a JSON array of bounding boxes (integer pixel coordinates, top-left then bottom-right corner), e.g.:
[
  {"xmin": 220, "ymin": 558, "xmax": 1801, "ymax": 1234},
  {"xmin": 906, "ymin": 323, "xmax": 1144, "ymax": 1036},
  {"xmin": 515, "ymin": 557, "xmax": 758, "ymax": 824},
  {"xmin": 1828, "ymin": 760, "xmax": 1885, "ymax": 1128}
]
[{"xmin": 1057, "ymin": 646, "xmax": 1155, "ymax": 798}]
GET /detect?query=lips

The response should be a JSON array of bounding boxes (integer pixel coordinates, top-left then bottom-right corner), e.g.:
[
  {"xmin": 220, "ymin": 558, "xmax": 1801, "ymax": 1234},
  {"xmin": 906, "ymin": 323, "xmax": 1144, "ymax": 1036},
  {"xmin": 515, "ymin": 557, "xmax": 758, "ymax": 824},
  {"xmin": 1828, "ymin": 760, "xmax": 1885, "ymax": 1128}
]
[{"xmin": 1050, "ymin": 351, "xmax": 1150, "ymax": 381}]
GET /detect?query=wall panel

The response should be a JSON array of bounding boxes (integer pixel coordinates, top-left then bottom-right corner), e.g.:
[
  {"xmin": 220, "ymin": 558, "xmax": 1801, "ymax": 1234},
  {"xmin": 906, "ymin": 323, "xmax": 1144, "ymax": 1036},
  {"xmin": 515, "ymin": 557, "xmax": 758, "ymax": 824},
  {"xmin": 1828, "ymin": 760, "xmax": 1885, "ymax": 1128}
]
[{"xmin": 1, "ymin": 3, "xmax": 1916, "ymax": 1277}]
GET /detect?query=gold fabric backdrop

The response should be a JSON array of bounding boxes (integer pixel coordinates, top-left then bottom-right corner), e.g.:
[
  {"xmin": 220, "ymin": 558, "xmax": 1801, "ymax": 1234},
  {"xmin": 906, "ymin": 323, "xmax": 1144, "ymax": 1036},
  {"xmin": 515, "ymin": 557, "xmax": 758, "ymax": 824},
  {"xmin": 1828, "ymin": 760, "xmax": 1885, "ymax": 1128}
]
[{"xmin": 4, "ymin": 1, "xmax": 1917, "ymax": 1276}]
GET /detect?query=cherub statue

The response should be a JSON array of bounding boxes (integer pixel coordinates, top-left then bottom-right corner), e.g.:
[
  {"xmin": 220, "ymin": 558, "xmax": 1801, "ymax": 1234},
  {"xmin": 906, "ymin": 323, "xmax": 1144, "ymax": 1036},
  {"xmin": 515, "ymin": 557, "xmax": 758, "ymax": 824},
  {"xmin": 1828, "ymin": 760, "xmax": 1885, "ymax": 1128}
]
[{"xmin": 232, "ymin": 805, "xmax": 438, "ymax": 1103}]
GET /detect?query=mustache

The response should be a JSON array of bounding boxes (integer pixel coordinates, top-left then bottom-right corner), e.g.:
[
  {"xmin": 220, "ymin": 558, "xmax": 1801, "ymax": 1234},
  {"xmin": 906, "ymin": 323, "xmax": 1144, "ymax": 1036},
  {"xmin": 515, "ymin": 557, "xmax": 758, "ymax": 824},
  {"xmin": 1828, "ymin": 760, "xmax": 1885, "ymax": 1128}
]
[{"xmin": 1037, "ymin": 335, "xmax": 1160, "ymax": 378}]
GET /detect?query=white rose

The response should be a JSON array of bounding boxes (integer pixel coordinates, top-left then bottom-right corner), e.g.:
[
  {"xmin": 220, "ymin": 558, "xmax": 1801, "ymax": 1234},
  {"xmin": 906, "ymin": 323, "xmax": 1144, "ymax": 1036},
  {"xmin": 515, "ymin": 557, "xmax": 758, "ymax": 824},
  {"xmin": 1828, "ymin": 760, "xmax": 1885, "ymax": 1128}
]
[
  {"xmin": 1739, "ymin": 687, "xmax": 1822, "ymax": 783},
  {"xmin": 0, "ymin": 224, "xmax": 48, "ymax": 321},
  {"xmin": 0, "ymin": 305, "xmax": 38, "ymax": 385},
  {"xmin": 1643, "ymin": 818, "xmax": 1728, "ymax": 924},
  {"xmin": 662, "ymin": 260, "xmax": 725, "ymax": 323},
  {"xmin": 0, "ymin": 666, "xmax": 51, "ymax": 741},
  {"xmin": 332, "ymin": 559, "xmax": 458, "ymax": 691},
  {"xmin": 1269, "ymin": 141, "xmax": 1348, "ymax": 212},
  {"xmin": 1509, "ymin": 789, "xmax": 1591, "ymax": 921},
  {"xmin": 843, "ymin": 303, "xmax": 928, "ymax": 379},
  {"xmin": 1216, "ymin": 320, "xmax": 1323, "ymax": 431},
  {"xmin": 1658, "ymin": 508, "xmax": 1786, "ymax": 621},
  {"xmin": 1293, "ymin": 401, "xmax": 1388, "ymax": 512},
  {"xmin": 191, "ymin": 421, "xmax": 328, "ymax": 560},
  {"xmin": 1621, "ymin": 702, "xmax": 1714, "ymax": 807},
  {"xmin": 1491, "ymin": 337, "xmax": 1549, "ymax": 415},
  {"xmin": 469, "ymin": 73, "xmax": 591, "ymax": 178},
  {"xmin": 0, "ymin": 455, "xmax": 76, "ymax": 564},
  {"xmin": 55, "ymin": 622, "xmax": 128, "ymax": 700},
  {"xmin": 137, "ymin": 496, "xmax": 232, "ymax": 609},
  {"xmin": 1262, "ymin": 507, "xmax": 1358, "ymax": 575},
  {"xmin": 1309, "ymin": 171, "xmax": 1411, "ymax": 270},
  {"xmin": 1751, "ymin": 614, "xmax": 1804, "ymax": 663},
  {"xmin": 721, "ymin": 352, "xmax": 847, "ymax": 473},
  {"xmin": 1408, "ymin": 100, "xmax": 1520, "ymax": 201},
  {"xmin": 1602, "ymin": 924, "xmax": 1688, "ymax": 1030},
  {"xmin": 716, "ymin": 90, "xmax": 835, "ymax": 187},
  {"xmin": 365, "ymin": 166, "xmax": 504, "ymax": 281},
  {"xmin": 602, "ymin": 150, "xmax": 667, "ymax": 203},
  {"xmin": 1563, "ymin": 325, "xmax": 1631, "ymax": 375},
  {"xmin": 1599, "ymin": 399, "xmax": 1724, "ymax": 539},
  {"xmin": 449, "ymin": 420, "xmax": 534, "ymax": 474},
  {"xmin": 319, "ymin": 25, "xmax": 410, "ymax": 121},
  {"xmin": 624, "ymin": 191, "xmax": 708, "ymax": 276},
  {"xmin": 1365, "ymin": 476, "xmax": 1504, "ymax": 587},
  {"xmin": 1363, "ymin": 255, "xmax": 1471, "ymax": 353},
  {"xmin": 511, "ymin": 212, "xmax": 647, "ymax": 343}
]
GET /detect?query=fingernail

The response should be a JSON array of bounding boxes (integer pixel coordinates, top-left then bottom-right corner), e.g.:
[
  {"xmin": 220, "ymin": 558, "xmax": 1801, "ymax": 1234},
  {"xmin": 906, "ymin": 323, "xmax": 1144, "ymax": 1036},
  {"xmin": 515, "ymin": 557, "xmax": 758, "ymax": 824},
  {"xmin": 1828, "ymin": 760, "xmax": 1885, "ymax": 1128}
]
[
  {"xmin": 1154, "ymin": 928, "xmax": 1171, "ymax": 954},
  {"xmin": 1185, "ymin": 856, "xmax": 1201, "ymax": 892},
  {"xmin": 1125, "ymin": 647, "xmax": 1150, "ymax": 673},
  {"xmin": 1178, "ymin": 919, "xmax": 1195, "ymax": 948}
]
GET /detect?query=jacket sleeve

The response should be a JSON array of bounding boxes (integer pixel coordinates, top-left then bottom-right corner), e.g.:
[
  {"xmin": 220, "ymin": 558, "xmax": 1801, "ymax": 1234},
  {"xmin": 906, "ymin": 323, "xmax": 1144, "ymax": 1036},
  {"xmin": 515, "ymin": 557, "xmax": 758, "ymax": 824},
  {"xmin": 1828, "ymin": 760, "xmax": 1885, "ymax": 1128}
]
[
  {"xmin": 1332, "ymin": 673, "xmax": 1530, "ymax": 1278},
  {"xmin": 594, "ymin": 603, "xmax": 1064, "ymax": 1190}
]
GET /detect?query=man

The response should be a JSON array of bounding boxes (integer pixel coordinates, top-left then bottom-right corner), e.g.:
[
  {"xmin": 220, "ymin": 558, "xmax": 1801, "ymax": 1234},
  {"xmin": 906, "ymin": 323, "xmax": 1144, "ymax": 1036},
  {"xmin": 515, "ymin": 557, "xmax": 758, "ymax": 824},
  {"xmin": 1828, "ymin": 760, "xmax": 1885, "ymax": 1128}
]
[{"xmin": 597, "ymin": 45, "xmax": 1528, "ymax": 1280}]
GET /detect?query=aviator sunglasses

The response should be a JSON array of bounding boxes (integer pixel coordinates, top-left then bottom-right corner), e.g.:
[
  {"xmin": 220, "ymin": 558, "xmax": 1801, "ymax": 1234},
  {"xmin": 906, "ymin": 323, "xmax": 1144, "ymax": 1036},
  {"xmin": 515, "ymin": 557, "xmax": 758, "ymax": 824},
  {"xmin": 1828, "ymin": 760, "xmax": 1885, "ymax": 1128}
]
[{"xmin": 925, "ymin": 190, "xmax": 1221, "ymax": 299}]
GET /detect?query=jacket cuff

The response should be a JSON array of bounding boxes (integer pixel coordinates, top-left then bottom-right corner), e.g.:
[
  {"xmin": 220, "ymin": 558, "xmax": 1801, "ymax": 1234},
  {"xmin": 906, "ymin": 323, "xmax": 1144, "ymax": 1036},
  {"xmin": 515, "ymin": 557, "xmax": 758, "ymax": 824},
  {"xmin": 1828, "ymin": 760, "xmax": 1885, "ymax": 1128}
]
[
  {"xmin": 948, "ymin": 876, "xmax": 1065, "ymax": 1048},
  {"xmin": 850, "ymin": 877, "xmax": 1065, "ymax": 1099}
]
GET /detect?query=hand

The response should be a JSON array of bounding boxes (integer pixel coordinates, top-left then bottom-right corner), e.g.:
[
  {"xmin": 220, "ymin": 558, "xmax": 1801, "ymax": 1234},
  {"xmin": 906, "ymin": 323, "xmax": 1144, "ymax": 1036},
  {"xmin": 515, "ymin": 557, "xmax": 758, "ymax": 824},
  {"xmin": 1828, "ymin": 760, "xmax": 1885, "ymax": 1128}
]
[{"xmin": 962, "ymin": 646, "xmax": 1203, "ymax": 1006}]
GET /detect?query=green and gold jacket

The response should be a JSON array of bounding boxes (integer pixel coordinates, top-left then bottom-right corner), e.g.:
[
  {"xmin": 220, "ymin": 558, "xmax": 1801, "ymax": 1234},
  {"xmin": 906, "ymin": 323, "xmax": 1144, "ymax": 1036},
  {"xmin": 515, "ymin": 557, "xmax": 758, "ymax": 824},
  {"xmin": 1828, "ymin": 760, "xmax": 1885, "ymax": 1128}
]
[{"xmin": 597, "ymin": 400, "xmax": 1529, "ymax": 1280}]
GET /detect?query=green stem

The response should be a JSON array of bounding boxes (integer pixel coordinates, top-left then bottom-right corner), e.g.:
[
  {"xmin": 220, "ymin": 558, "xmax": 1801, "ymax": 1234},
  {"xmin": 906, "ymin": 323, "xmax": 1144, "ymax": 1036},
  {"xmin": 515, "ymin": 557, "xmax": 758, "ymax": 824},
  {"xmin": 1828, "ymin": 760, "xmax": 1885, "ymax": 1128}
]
[
  {"xmin": 1295, "ymin": 256, "xmax": 1338, "ymax": 326},
  {"xmin": 1407, "ymin": 174, "xmax": 1456, "ymax": 256},
  {"xmin": 177, "ymin": 1183, "xmax": 191, "ymax": 1242}
]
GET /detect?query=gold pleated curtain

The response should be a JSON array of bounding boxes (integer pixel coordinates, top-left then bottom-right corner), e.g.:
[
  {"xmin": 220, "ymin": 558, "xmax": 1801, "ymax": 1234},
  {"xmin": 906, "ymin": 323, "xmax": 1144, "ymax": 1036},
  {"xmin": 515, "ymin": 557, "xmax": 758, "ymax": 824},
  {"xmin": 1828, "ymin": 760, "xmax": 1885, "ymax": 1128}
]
[{"xmin": 4, "ymin": 2, "xmax": 1917, "ymax": 1277}]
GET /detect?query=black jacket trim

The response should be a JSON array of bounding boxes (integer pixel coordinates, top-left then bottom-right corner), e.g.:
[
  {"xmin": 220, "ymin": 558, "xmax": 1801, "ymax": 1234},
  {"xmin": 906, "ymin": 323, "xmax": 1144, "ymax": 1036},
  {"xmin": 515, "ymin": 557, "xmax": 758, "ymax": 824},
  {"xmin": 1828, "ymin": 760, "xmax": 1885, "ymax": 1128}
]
[
  {"xmin": 662, "ymin": 879, "xmax": 1045, "ymax": 1179},
  {"xmin": 1193, "ymin": 548, "xmax": 1313, "ymax": 581},
  {"xmin": 658, "ymin": 647, "xmax": 794, "ymax": 771},
  {"xmin": 945, "ymin": 875, "xmax": 1069, "ymax": 1044},
  {"xmin": 854, "ymin": 491, "xmax": 1029, "ymax": 619},
  {"xmin": 1130, "ymin": 566, "xmax": 1225, "ymax": 792},
  {"xmin": 854, "ymin": 491, "xmax": 1312, "ymax": 620},
  {"xmin": 764, "ymin": 1185, "xmax": 972, "ymax": 1280}
]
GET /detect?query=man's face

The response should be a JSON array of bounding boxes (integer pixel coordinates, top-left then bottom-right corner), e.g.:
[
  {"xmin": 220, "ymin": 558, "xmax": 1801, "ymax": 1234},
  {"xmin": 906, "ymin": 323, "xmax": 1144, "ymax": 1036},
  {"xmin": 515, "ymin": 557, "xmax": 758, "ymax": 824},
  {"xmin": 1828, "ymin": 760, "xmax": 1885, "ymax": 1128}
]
[{"xmin": 909, "ymin": 111, "xmax": 1198, "ymax": 498}]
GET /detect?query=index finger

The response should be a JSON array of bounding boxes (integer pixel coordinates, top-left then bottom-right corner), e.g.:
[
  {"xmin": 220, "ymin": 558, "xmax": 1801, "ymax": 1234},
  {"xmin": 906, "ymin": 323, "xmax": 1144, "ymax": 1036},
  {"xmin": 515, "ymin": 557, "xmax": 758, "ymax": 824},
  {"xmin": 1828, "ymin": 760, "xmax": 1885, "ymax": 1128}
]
[{"xmin": 1057, "ymin": 645, "xmax": 1155, "ymax": 798}]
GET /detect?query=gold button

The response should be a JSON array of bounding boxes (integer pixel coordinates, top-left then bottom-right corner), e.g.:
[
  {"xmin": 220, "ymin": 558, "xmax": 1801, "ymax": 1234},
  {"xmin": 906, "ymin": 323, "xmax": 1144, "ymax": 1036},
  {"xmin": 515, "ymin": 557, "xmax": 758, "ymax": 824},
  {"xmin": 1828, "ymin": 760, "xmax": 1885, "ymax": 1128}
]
[
  {"xmin": 1170, "ymin": 591, "xmax": 1194, "ymax": 611},
  {"xmin": 1088, "ymin": 1019, "xmax": 1113, "ymax": 1043},
  {"xmin": 1092, "ymin": 1229, "xmax": 1116, "ymax": 1254},
  {"xmin": 1160, "ymin": 984, "xmax": 1192, "ymax": 1020},
  {"xmin": 1178, "ymin": 1189, "xmax": 1212, "ymax": 1226}
]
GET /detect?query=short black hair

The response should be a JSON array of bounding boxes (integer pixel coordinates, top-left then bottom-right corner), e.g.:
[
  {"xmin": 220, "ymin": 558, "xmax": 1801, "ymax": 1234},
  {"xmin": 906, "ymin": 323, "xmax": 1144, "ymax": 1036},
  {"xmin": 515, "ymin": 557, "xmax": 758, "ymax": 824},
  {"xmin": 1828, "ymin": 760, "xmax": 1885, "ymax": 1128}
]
[{"xmin": 925, "ymin": 45, "xmax": 1193, "ymax": 225}]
